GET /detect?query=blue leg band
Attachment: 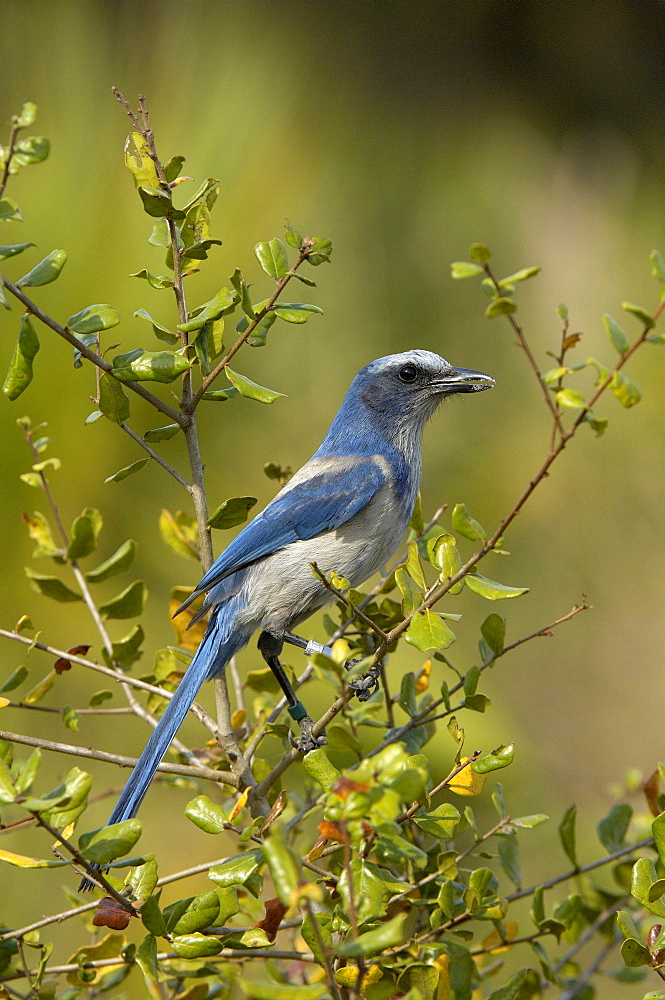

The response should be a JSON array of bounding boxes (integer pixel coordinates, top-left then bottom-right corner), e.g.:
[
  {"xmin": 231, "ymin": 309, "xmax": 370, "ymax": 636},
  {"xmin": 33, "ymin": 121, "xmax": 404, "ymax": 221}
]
[{"xmin": 288, "ymin": 700, "xmax": 308, "ymax": 721}]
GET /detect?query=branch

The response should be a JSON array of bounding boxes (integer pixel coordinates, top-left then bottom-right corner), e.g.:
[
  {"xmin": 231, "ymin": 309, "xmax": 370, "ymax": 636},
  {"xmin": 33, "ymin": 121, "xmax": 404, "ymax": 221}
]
[
  {"xmin": 0, "ymin": 729, "xmax": 238, "ymax": 786},
  {"xmin": 118, "ymin": 421, "xmax": 191, "ymax": 488},
  {"xmin": 0, "ymin": 629, "xmax": 216, "ymax": 734},
  {"xmin": 187, "ymin": 245, "xmax": 316, "ymax": 410},
  {"xmin": 0, "ymin": 277, "xmax": 187, "ymax": 426},
  {"xmin": 0, "ymin": 115, "xmax": 21, "ymax": 201}
]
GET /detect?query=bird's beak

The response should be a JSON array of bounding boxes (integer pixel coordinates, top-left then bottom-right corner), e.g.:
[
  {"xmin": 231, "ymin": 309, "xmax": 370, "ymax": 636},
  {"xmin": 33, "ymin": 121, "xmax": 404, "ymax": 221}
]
[{"xmin": 436, "ymin": 367, "xmax": 495, "ymax": 395}]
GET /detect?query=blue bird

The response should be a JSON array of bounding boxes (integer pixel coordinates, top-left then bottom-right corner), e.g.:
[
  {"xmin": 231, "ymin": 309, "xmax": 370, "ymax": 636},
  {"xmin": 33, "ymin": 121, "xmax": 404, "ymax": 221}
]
[{"xmin": 92, "ymin": 350, "xmax": 493, "ymax": 845}]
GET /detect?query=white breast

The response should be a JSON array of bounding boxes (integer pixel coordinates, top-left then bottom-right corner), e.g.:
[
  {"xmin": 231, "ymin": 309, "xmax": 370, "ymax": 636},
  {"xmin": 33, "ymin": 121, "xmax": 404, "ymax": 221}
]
[{"xmin": 235, "ymin": 481, "xmax": 410, "ymax": 636}]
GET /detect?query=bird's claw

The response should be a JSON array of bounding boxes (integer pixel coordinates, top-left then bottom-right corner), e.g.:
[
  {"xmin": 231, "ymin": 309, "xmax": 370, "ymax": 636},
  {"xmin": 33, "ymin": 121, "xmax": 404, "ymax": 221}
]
[
  {"xmin": 290, "ymin": 714, "xmax": 327, "ymax": 753},
  {"xmin": 347, "ymin": 661, "xmax": 381, "ymax": 702}
]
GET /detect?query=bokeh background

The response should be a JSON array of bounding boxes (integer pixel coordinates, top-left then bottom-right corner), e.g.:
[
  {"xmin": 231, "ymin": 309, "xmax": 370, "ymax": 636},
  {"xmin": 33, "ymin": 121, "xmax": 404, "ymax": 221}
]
[{"xmin": 1, "ymin": 1, "xmax": 664, "ymax": 993}]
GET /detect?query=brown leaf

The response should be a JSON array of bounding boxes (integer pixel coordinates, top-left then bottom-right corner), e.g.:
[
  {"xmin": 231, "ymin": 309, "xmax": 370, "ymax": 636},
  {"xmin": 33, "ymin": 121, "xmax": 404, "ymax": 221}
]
[
  {"xmin": 92, "ymin": 896, "xmax": 132, "ymax": 930},
  {"xmin": 260, "ymin": 790, "xmax": 287, "ymax": 834},
  {"xmin": 562, "ymin": 332, "xmax": 582, "ymax": 352},
  {"xmin": 318, "ymin": 820, "xmax": 349, "ymax": 846},
  {"xmin": 255, "ymin": 896, "xmax": 288, "ymax": 942},
  {"xmin": 331, "ymin": 777, "xmax": 369, "ymax": 800},
  {"xmin": 644, "ymin": 769, "xmax": 661, "ymax": 817},
  {"xmin": 54, "ymin": 645, "xmax": 91, "ymax": 674}
]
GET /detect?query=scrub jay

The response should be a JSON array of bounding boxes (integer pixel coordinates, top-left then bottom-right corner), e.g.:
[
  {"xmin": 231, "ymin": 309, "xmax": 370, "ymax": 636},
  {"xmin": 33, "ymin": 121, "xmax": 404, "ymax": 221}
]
[{"xmin": 95, "ymin": 350, "xmax": 493, "ymax": 835}]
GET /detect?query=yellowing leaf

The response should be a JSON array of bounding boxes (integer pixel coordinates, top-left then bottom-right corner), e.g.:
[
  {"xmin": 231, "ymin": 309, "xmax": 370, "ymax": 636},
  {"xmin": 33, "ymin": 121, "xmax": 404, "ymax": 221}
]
[
  {"xmin": 448, "ymin": 758, "xmax": 486, "ymax": 797},
  {"xmin": 159, "ymin": 509, "xmax": 200, "ymax": 560},
  {"xmin": 169, "ymin": 587, "xmax": 206, "ymax": 651},
  {"xmin": 415, "ymin": 658, "xmax": 432, "ymax": 694},
  {"xmin": 231, "ymin": 709, "xmax": 246, "ymax": 730},
  {"xmin": 228, "ymin": 788, "xmax": 249, "ymax": 822},
  {"xmin": 481, "ymin": 920, "xmax": 519, "ymax": 955},
  {"xmin": 335, "ymin": 966, "xmax": 383, "ymax": 989},
  {"xmin": 0, "ymin": 697, "xmax": 10, "ymax": 709}
]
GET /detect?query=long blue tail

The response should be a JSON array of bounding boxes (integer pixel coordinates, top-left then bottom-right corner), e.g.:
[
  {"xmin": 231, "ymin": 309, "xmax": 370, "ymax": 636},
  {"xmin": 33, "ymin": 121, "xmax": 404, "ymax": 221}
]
[
  {"xmin": 105, "ymin": 599, "xmax": 251, "ymax": 828},
  {"xmin": 80, "ymin": 598, "xmax": 253, "ymax": 890}
]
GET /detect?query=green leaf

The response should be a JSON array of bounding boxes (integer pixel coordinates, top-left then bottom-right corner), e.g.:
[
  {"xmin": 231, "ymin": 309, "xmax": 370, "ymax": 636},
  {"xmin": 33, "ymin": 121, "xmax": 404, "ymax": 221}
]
[
  {"xmin": 0, "ymin": 759, "xmax": 16, "ymax": 803},
  {"xmin": 14, "ymin": 749, "xmax": 42, "ymax": 795},
  {"xmin": 261, "ymin": 824, "xmax": 301, "ymax": 907},
  {"xmin": 202, "ymin": 388, "xmax": 238, "ymax": 401},
  {"xmin": 621, "ymin": 301, "xmax": 655, "ymax": 329},
  {"xmin": 426, "ymin": 532, "xmax": 463, "ymax": 593},
  {"xmin": 225, "ymin": 368, "xmax": 285, "ymax": 404},
  {"xmin": 170, "ymin": 891, "xmax": 220, "ymax": 935},
  {"xmin": 451, "ymin": 261, "xmax": 484, "ymax": 279},
  {"xmin": 85, "ymin": 539, "xmax": 137, "ymax": 583},
  {"xmin": 89, "ymin": 690, "xmax": 112, "ymax": 706},
  {"xmin": 414, "ymin": 802, "xmax": 461, "ymax": 840},
  {"xmin": 501, "ymin": 266, "xmax": 541, "ymax": 283},
  {"xmin": 632, "ymin": 858, "xmax": 665, "ymax": 918},
  {"xmin": 338, "ymin": 859, "xmax": 386, "ymax": 925},
  {"xmin": 0, "ymin": 197, "xmax": 22, "ymax": 221},
  {"xmin": 611, "ymin": 370, "xmax": 641, "ymax": 408},
  {"xmin": 16, "ymin": 249, "xmax": 66, "ymax": 288},
  {"xmin": 78, "ymin": 818, "xmax": 142, "ymax": 864},
  {"xmin": 135, "ymin": 933, "xmax": 158, "ymax": 982},
  {"xmin": 513, "ymin": 814, "xmax": 549, "ymax": 828},
  {"xmin": 0, "ymin": 665, "xmax": 29, "ymax": 694},
  {"xmin": 164, "ymin": 155, "xmax": 185, "ymax": 182},
  {"xmin": 485, "ymin": 297, "xmax": 517, "ymax": 318},
  {"xmin": 498, "ymin": 833, "xmax": 520, "ymax": 888},
  {"xmin": 472, "ymin": 744, "xmax": 514, "ymax": 773},
  {"xmin": 555, "ymin": 388, "xmax": 586, "ymax": 410},
  {"xmin": 481, "ymin": 613, "xmax": 505, "ymax": 656},
  {"xmin": 236, "ymin": 982, "xmax": 327, "ymax": 1000},
  {"xmin": 406, "ymin": 609, "xmax": 456, "ymax": 651},
  {"xmin": 0, "ymin": 242, "xmax": 35, "ymax": 260},
  {"xmin": 650, "ymin": 249, "xmax": 665, "ymax": 281},
  {"xmin": 112, "ymin": 348, "xmax": 191, "ymax": 383},
  {"xmin": 208, "ymin": 851, "xmax": 262, "ymax": 887},
  {"xmin": 653, "ymin": 811, "xmax": 665, "ymax": 867},
  {"xmin": 3, "ymin": 314, "xmax": 40, "ymax": 400},
  {"xmin": 67, "ymin": 304, "xmax": 120, "ymax": 335},
  {"xmin": 130, "ymin": 268, "xmax": 173, "ymax": 290},
  {"xmin": 170, "ymin": 934, "xmax": 222, "ymax": 959},
  {"xmin": 559, "ymin": 804, "xmax": 578, "ymax": 867},
  {"xmin": 230, "ymin": 267, "xmax": 256, "ymax": 318},
  {"xmin": 140, "ymin": 891, "xmax": 165, "ymax": 935},
  {"xmin": 99, "ymin": 580, "xmax": 146, "ymax": 619},
  {"xmin": 466, "ymin": 574, "xmax": 528, "ymax": 600},
  {"xmin": 485, "ymin": 969, "xmax": 540, "ymax": 1000},
  {"xmin": 133, "ymin": 308, "xmax": 178, "ymax": 345},
  {"xmin": 272, "ymin": 302, "xmax": 323, "ymax": 324},
  {"xmin": 470, "ymin": 243, "xmax": 492, "ymax": 263},
  {"xmin": 99, "ymin": 373, "xmax": 130, "ymax": 424},
  {"xmin": 597, "ymin": 803, "xmax": 632, "ymax": 853},
  {"xmin": 124, "ymin": 132, "xmax": 160, "ymax": 188},
  {"xmin": 105, "ymin": 459, "xmax": 149, "ymax": 483},
  {"xmin": 207, "ymin": 496, "xmax": 257, "ymax": 530},
  {"xmin": 138, "ymin": 185, "xmax": 184, "ymax": 220},
  {"xmin": 144, "ymin": 423, "xmax": 180, "ymax": 443},
  {"xmin": 452, "ymin": 502, "xmax": 486, "ymax": 542},
  {"xmin": 181, "ymin": 176, "xmax": 219, "ymax": 213},
  {"xmin": 302, "ymin": 748, "xmax": 340, "ymax": 791},
  {"xmin": 16, "ymin": 102, "xmax": 37, "ymax": 127},
  {"xmin": 67, "ymin": 508, "xmax": 103, "ymax": 559},
  {"xmin": 284, "ymin": 220, "xmax": 303, "ymax": 249},
  {"xmin": 255, "ymin": 238, "xmax": 288, "ymax": 279},
  {"xmin": 11, "ymin": 136, "xmax": 50, "ymax": 168},
  {"xmin": 603, "ymin": 313, "xmax": 630, "ymax": 355},
  {"xmin": 301, "ymin": 912, "xmax": 332, "ymax": 964},
  {"xmin": 109, "ymin": 624, "xmax": 144, "ymax": 668},
  {"xmin": 339, "ymin": 912, "xmax": 407, "ymax": 957},
  {"xmin": 176, "ymin": 287, "xmax": 237, "ymax": 333},
  {"xmin": 584, "ymin": 413, "xmax": 609, "ymax": 436},
  {"xmin": 185, "ymin": 795, "xmax": 227, "ymax": 835},
  {"xmin": 24, "ymin": 567, "xmax": 82, "ymax": 602},
  {"xmin": 620, "ymin": 938, "xmax": 652, "ymax": 967}
]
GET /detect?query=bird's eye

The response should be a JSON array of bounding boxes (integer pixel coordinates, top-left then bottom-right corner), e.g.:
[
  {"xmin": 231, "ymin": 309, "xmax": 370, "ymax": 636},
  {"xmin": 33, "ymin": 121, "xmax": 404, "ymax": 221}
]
[{"xmin": 397, "ymin": 364, "xmax": 418, "ymax": 383}]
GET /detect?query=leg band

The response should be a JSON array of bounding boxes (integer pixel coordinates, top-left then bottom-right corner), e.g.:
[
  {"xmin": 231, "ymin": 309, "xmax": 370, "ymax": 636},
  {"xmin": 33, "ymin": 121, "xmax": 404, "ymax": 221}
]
[{"xmin": 287, "ymin": 700, "xmax": 308, "ymax": 722}]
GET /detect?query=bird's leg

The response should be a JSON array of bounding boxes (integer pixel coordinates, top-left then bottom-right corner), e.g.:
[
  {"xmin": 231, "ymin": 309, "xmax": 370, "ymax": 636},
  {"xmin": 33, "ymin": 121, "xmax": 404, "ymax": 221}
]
[
  {"xmin": 282, "ymin": 631, "xmax": 380, "ymax": 703},
  {"xmin": 257, "ymin": 631, "xmax": 326, "ymax": 752}
]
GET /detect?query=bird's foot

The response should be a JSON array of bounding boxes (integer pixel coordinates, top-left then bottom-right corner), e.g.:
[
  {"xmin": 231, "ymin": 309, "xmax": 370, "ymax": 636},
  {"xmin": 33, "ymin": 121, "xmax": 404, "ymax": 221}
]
[
  {"xmin": 347, "ymin": 660, "xmax": 381, "ymax": 702},
  {"xmin": 290, "ymin": 714, "xmax": 327, "ymax": 753}
]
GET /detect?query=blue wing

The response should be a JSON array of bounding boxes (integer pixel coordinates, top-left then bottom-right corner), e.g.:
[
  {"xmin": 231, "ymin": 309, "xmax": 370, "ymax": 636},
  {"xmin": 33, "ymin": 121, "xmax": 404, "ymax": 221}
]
[{"xmin": 176, "ymin": 455, "xmax": 387, "ymax": 615}]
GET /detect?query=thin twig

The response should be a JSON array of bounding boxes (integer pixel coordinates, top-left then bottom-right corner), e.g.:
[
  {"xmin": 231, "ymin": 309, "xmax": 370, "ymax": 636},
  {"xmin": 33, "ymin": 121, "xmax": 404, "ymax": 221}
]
[
  {"xmin": 118, "ymin": 422, "xmax": 191, "ymax": 488},
  {"xmin": 0, "ymin": 114, "xmax": 21, "ymax": 201},
  {"xmin": 0, "ymin": 729, "xmax": 237, "ymax": 785},
  {"xmin": 0, "ymin": 277, "xmax": 187, "ymax": 426}
]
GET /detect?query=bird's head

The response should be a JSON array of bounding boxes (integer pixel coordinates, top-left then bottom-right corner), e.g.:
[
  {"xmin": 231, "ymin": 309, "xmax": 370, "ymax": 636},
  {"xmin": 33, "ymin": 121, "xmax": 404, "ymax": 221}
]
[{"xmin": 355, "ymin": 350, "xmax": 494, "ymax": 423}]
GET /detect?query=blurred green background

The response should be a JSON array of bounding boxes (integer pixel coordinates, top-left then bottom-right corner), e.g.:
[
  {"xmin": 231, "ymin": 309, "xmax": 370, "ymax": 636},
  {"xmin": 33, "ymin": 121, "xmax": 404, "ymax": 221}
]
[{"xmin": 1, "ymin": 0, "xmax": 664, "ymax": 989}]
